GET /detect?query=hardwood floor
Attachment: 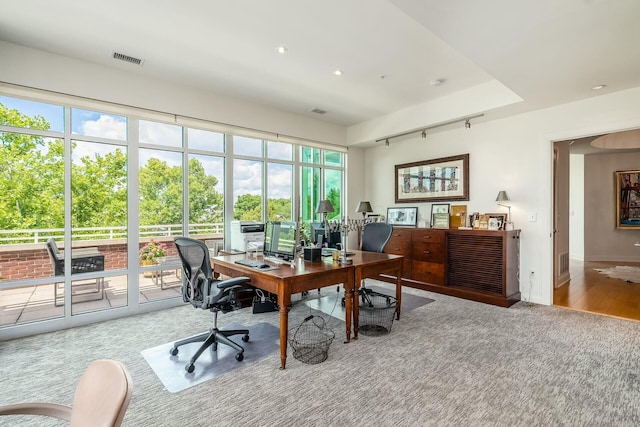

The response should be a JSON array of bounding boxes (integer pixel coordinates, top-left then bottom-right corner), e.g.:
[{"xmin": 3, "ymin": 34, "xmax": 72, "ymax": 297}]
[{"xmin": 553, "ymin": 259, "xmax": 640, "ymax": 321}]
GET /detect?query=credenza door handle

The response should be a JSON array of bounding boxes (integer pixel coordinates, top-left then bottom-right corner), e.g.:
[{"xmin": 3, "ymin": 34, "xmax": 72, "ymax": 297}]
[{"xmin": 423, "ymin": 250, "xmax": 431, "ymax": 254}]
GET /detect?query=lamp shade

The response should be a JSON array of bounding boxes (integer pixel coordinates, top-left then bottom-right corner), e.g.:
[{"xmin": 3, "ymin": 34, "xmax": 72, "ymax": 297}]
[
  {"xmin": 495, "ymin": 191, "xmax": 511, "ymax": 202},
  {"xmin": 355, "ymin": 201, "xmax": 373, "ymax": 214},
  {"xmin": 315, "ymin": 199, "xmax": 335, "ymax": 214}
]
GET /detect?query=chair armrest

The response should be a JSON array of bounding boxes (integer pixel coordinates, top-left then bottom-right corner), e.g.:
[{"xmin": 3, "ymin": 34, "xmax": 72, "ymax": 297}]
[
  {"xmin": 216, "ymin": 276, "xmax": 251, "ymax": 289},
  {"xmin": 0, "ymin": 402, "xmax": 72, "ymax": 421}
]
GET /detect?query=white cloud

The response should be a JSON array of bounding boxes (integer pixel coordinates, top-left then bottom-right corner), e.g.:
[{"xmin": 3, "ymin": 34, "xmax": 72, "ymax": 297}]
[{"xmin": 80, "ymin": 115, "xmax": 126, "ymax": 140}]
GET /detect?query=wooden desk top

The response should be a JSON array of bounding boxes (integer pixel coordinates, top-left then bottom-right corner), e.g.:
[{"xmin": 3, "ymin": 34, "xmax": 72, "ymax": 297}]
[{"xmin": 213, "ymin": 251, "xmax": 402, "ymax": 276}]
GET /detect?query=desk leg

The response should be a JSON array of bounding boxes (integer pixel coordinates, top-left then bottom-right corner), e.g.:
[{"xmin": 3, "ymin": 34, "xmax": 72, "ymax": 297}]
[
  {"xmin": 395, "ymin": 265, "xmax": 403, "ymax": 320},
  {"xmin": 343, "ymin": 273, "xmax": 354, "ymax": 343},
  {"xmin": 353, "ymin": 268, "xmax": 362, "ymax": 340},
  {"xmin": 278, "ymin": 290, "xmax": 292, "ymax": 369}
]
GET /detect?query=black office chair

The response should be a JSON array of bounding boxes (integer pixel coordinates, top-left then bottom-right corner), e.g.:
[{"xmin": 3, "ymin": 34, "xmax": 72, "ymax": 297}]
[
  {"xmin": 342, "ymin": 222, "xmax": 394, "ymax": 306},
  {"xmin": 360, "ymin": 222, "xmax": 393, "ymax": 253},
  {"xmin": 171, "ymin": 237, "xmax": 253, "ymax": 373}
]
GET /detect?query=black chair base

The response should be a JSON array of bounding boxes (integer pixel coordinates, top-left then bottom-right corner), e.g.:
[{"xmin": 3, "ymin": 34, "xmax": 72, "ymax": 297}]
[{"xmin": 170, "ymin": 327, "xmax": 250, "ymax": 373}]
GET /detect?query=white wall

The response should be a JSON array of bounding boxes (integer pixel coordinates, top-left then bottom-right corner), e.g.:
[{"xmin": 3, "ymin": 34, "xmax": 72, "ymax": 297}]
[
  {"xmin": 360, "ymin": 87, "xmax": 640, "ymax": 305},
  {"xmin": 569, "ymin": 154, "xmax": 585, "ymax": 260}
]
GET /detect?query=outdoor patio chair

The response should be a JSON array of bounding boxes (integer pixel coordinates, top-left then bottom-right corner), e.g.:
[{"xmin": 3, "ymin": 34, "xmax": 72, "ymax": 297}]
[{"xmin": 46, "ymin": 238, "xmax": 105, "ymax": 306}]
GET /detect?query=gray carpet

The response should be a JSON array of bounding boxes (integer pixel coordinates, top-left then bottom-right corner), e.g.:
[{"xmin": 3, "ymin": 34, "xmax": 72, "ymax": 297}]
[
  {"xmin": 303, "ymin": 285, "xmax": 434, "ymax": 322},
  {"xmin": 1, "ymin": 281, "xmax": 639, "ymax": 426}
]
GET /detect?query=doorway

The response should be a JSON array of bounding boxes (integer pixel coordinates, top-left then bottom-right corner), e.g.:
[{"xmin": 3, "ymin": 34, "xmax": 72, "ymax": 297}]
[{"xmin": 552, "ymin": 133, "xmax": 640, "ymax": 321}]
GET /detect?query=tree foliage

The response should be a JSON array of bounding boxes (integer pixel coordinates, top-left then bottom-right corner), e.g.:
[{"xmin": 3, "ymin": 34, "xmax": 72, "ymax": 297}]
[
  {"xmin": 0, "ymin": 105, "xmax": 63, "ymax": 230},
  {"xmin": 1, "ymin": 101, "xmax": 303, "ymax": 235}
]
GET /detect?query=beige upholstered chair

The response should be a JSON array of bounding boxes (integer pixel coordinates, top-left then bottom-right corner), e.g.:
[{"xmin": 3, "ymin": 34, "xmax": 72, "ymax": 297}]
[{"xmin": 0, "ymin": 359, "xmax": 132, "ymax": 427}]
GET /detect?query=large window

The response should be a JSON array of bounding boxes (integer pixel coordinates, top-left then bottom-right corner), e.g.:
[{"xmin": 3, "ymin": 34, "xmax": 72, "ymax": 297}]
[{"xmin": 0, "ymin": 90, "xmax": 345, "ymax": 335}]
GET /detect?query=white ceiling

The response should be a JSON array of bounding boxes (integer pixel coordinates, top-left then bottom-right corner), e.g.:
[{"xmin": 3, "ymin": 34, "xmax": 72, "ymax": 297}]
[{"xmin": 1, "ymin": 0, "xmax": 639, "ymax": 129}]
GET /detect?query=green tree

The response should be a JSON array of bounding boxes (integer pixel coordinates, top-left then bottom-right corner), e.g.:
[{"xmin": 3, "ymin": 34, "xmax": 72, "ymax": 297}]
[
  {"xmin": 1, "ymin": 101, "xmax": 225, "ymax": 238},
  {"xmin": 233, "ymin": 194, "xmax": 262, "ymax": 221},
  {"xmin": 72, "ymin": 148, "xmax": 127, "ymax": 228},
  {"xmin": 139, "ymin": 157, "xmax": 224, "ymax": 226},
  {"xmin": 0, "ymin": 103, "xmax": 64, "ymax": 231},
  {"xmin": 188, "ymin": 158, "xmax": 223, "ymax": 224},
  {"xmin": 326, "ymin": 187, "xmax": 341, "ymax": 220},
  {"xmin": 267, "ymin": 198, "xmax": 292, "ymax": 221}
]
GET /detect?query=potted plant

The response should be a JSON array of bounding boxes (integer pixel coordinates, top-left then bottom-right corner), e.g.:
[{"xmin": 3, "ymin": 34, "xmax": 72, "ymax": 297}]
[{"xmin": 139, "ymin": 239, "xmax": 167, "ymax": 266}]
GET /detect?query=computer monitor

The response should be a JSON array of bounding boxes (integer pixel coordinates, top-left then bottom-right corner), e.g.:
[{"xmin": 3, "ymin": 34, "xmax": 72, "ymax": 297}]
[
  {"xmin": 263, "ymin": 221, "xmax": 299, "ymax": 261},
  {"xmin": 310, "ymin": 222, "xmax": 325, "ymax": 245},
  {"xmin": 310, "ymin": 221, "xmax": 341, "ymax": 248}
]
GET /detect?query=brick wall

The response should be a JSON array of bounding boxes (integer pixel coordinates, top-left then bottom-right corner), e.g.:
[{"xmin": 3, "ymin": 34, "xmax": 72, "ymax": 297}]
[{"xmin": 0, "ymin": 242, "xmax": 181, "ymax": 281}]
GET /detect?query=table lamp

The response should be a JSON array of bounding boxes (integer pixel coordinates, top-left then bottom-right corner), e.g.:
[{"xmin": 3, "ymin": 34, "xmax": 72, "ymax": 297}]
[
  {"xmin": 355, "ymin": 201, "xmax": 373, "ymax": 218},
  {"xmin": 315, "ymin": 199, "xmax": 335, "ymax": 241},
  {"xmin": 495, "ymin": 190, "xmax": 514, "ymax": 230}
]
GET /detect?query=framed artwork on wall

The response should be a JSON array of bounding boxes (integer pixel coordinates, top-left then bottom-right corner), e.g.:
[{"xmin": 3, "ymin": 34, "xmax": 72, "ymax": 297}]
[
  {"xmin": 395, "ymin": 154, "xmax": 469, "ymax": 203},
  {"xmin": 615, "ymin": 170, "xmax": 640, "ymax": 229}
]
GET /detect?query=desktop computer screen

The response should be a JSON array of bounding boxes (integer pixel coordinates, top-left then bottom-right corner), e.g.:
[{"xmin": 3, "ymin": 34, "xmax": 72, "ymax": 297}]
[
  {"xmin": 310, "ymin": 222, "xmax": 341, "ymax": 248},
  {"xmin": 263, "ymin": 221, "xmax": 298, "ymax": 261}
]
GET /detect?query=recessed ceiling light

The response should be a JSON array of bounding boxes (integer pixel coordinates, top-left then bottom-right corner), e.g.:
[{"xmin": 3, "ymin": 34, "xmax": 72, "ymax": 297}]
[
  {"xmin": 275, "ymin": 46, "xmax": 288, "ymax": 54},
  {"xmin": 592, "ymin": 84, "xmax": 606, "ymax": 90},
  {"xmin": 333, "ymin": 70, "xmax": 343, "ymax": 76}
]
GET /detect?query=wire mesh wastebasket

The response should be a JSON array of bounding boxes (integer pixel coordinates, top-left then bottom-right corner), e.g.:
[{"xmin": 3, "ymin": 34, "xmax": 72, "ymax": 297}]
[
  {"xmin": 358, "ymin": 289, "xmax": 398, "ymax": 336},
  {"xmin": 288, "ymin": 315, "xmax": 335, "ymax": 364}
]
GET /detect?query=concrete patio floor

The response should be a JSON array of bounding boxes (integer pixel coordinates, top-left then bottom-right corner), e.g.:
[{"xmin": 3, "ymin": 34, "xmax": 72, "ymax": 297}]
[{"xmin": 0, "ymin": 270, "xmax": 183, "ymax": 327}]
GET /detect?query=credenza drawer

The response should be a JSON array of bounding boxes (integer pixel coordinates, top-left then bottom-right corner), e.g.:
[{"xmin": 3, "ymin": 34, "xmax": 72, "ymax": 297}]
[
  {"xmin": 411, "ymin": 261, "xmax": 445, "ymax": 285},
  {"xmin": 385, "ymin": 239, "xmax": 411, "ymax": 255},
  {"xmin": 411, "ymin": 229, "xmax": 445, "ymax": 244},
  {"xmin": 389, "ymin": 228, "xmax": 412, "ymax": 241},
  {"xmin": 411, "ymin": 242, "xmax": 445, "ymax": 263}
]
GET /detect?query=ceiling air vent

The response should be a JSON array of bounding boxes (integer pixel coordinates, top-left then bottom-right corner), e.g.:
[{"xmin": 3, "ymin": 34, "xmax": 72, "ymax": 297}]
[
  {"xmin": 311, "ymin": 108, "xmax": 327, "ymax": 115},
  {"xmin": 112, "ymin": 51, "xmax": 144, "ymax": 66}
]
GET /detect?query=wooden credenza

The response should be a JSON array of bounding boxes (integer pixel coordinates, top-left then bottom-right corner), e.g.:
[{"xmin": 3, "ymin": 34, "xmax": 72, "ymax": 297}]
[{"xmin": 383, "ymin": 227, "xmax": 520, "ymax": 307}]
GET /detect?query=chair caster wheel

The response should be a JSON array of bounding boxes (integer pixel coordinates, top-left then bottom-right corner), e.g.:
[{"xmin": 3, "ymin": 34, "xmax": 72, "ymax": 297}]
[
  {"xmin": 185, "ymin": 363, "xmax": 195, "ymax": 373},
  {"xmin": 236, "ymin": 353, "xmax": 244, "ymax": 362},
  {"xmin": 170, "ymin": 347, "xmax": 178, "ymax": 356},
  {"xmin": 242, "ymin": 334, "xmax": 250, "ymax": 342}
]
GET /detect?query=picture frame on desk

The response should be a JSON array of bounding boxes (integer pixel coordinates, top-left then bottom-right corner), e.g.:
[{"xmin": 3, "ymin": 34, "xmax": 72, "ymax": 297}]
[
  {"xmin": 387, "ymin": 207, "xmax": 418, "ymax": 227},
  {"xmin": 394, "ymin": 154, "xmax": 469, "ymax": 203}
]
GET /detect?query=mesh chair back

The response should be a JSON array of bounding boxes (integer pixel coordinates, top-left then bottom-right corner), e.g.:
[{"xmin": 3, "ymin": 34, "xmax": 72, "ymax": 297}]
[
  {"xmin": 360, "ymin": 222, "xmax": 393, "ymax": 253},
  {"xmin": 174, "ymin": 237, "xmax": 215, "ymax": 308}
]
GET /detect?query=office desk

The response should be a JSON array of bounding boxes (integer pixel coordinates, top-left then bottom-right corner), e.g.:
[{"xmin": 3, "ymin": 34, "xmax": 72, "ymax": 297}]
[
  {"xmin": 211, "ymin": 254, "xmax": 355, "ymax": 369},
  {"xmin": 348, "ymin": 251, "xmax": 404, "ymax": 339}
]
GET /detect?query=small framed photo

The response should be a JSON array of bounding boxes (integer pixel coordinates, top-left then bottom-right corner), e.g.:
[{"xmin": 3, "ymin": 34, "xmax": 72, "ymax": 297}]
[
  {"xmin": 486, "ymin": 213, "xmax": 507, "ymax": 230},
  {"xmin": 432, "ymin": 213, "xmax": 450, "ymax": 229},
  {"xmin": 431, "ymin": 203, "xmax": 450, "ymax": 227},
  {"xmin": 387, "ymin": 207, "xmax": 418, "ymax": 227},
  {"xmin": 477, "ymin": 214, "xmax": 490, "ymax": 230}
]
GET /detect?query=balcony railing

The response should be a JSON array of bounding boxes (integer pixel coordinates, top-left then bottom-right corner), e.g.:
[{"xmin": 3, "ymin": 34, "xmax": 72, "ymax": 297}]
[{"xmin": 0, "ymin": 223, "xmax": 225, "ymax": 245}]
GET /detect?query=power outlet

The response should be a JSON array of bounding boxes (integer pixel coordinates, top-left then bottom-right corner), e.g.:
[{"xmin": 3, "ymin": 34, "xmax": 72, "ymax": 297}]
[{"xmin": 529, "ymin": 270, "xmax": 535, "ymax": 279}]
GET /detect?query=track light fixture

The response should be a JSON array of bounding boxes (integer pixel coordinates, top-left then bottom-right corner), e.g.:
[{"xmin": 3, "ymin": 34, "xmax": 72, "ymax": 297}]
[{"xmin": 374, "ymin": 114, "xmax": 483, "ymax": 146}]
